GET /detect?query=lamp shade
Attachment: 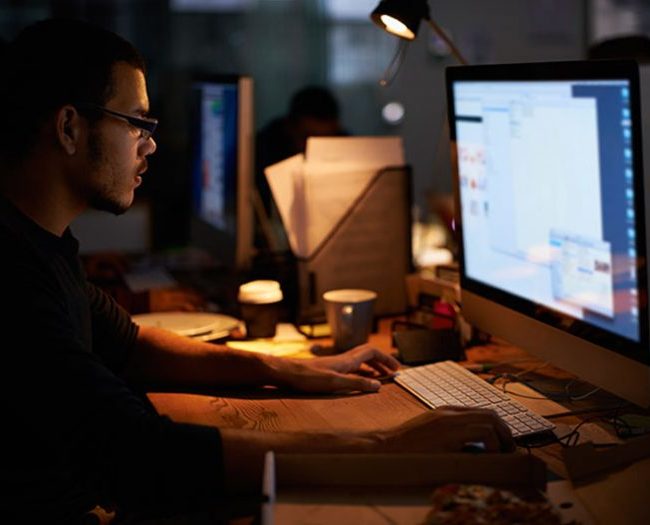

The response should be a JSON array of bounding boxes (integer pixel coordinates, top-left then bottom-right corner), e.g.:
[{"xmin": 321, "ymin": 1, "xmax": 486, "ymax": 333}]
[{"xmin": 370, "ymin": 0, "xmax": 430, "ymax": 40}]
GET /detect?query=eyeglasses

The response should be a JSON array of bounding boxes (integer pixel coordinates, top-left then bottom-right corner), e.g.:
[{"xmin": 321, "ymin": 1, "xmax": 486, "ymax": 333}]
[{"xmin": 75, "ymin": 103, "xmax": 158, "ymax": 140}]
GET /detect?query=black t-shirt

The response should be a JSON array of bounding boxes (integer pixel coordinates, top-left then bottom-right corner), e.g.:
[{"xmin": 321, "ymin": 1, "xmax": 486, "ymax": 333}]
[{"xmin": 0, "ymin": 197, "xmax": 224, "ymax": 522}]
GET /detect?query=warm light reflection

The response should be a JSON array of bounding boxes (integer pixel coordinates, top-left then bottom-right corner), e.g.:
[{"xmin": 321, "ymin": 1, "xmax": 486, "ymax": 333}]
[{"xmin": 380, "ymin": 14, "xmax": 415, "ymax": 39}]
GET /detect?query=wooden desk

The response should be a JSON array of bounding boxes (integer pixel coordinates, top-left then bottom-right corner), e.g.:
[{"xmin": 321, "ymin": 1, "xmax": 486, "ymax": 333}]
[
  {"xmin": 149, "ymin": 322, "xmax": 650, "ymax": 523},
  {"xmin": 149, "ymin": 319, "xmax": 426, "ymax": 433},
  {"xmin": 156, "ymin": 320, "xmax": 622, "ymax": 478},
  {"xmin": 148, "ymin": 318, "xmax": 624, "ymax": 481}
]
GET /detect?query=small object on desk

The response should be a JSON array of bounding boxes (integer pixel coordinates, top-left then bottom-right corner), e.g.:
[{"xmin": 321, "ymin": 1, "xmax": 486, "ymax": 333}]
[
  {"xmin": 273, "ymin": 323, "xmax": 308, "ymax": 342},
  {"xmin": 424, "ymin": 484, "xmax": 563, "ymax": 525},
  {"xmin": 131, "ymin": 311, "xmax": 239, "ymax": 341},
  {"xmin": 393, "ymin": 328, "xmax": 463, "ymax": 365},
  {"xmin": 226, "ymin": 323, "xmax": 310, "ymax": 358},
  {"xmin": 323, "ymin": 289, "xmax": 376, "ymax": 352},
  {"xmin": 226, "ymin": 340, "xmax": 310, "ymax": 358},
  {"xmin": 238, "ymin": 280, "xmax": 283, "ymax": 338},
  {"xmin": 461, "ymin": 441, "xmax": 487, "ymax": 453},
  {"xmin": 297, "ymin": 322, "xmax": 331, "ymax": 339}
]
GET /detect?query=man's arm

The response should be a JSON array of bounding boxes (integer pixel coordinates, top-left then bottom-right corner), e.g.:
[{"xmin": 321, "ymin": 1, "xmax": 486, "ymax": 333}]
[
  {"xmin": 126, "ymin": 325, "xmax": 400, "ymax": 392},
  {"xmin": 220, "ymin": 407, "xmax": 516, "ymax": 495}
]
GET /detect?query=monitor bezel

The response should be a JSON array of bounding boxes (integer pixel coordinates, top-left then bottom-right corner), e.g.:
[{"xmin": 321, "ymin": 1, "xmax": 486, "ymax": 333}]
[{"xmin": 446, "ymin": 60, "xmax": 649, "ymax": 366}]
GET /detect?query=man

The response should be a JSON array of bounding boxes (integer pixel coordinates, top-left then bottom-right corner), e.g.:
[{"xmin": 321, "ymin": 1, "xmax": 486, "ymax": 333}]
[
  {"xmin": 255, "ymin": 85, "xmax": 347, "ymax": 234},
  {"xmin": 0, "ymin": 19, "xmax": 513, "ymax": 523}
]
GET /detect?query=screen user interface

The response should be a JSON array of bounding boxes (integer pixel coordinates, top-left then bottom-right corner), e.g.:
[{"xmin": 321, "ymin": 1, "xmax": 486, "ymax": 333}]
[
  {"xmin": 452, "ymin": 79, "xmax": 640, "ymax": 342},
  {"xmin": 191, "ymin": 82, "xmax": 238, "ymax": 234}
]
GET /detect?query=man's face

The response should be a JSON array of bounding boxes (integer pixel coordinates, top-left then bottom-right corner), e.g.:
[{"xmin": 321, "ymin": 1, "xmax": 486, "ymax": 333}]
[{"xmin": 84, "ymin": 62, "xmax": 157, "ymax": 215}]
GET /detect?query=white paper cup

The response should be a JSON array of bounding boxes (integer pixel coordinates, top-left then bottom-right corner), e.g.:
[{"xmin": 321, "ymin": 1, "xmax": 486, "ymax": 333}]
[{"xmin": 238, "ymin": 280, "xmax": 283, "ymax": 338}]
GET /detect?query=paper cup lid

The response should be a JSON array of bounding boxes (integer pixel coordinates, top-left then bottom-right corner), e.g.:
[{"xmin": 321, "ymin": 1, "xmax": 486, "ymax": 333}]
[
  {"xmin": 322, "ymin": 289, "xmax": 377, "ymax": 303},
  {"xmin": 238, "ymin": 280, "xmax": 283, "ymax": 304}
]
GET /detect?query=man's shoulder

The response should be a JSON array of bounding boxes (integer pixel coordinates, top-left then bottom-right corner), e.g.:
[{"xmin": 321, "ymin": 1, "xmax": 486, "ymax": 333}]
[
  {"xmin": 0, "ymin": 218, "xmax": 43, "ymax": 265},
  {"xmin": 0, "ymin": 217, "xmax": 60, "ymax": 297}
]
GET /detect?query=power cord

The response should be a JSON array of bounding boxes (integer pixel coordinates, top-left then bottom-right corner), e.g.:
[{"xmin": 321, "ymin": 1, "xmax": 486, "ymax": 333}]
[
  {"xmin": 487, "ymin": 366, "xmax": 602, "ymax": 403},
  {"xmin": 519, "ymin": 408, "xmax": 644, "ymax": 453}
]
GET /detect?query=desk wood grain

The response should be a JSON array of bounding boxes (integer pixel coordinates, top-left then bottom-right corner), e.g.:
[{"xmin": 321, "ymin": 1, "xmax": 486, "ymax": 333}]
[
  {"xmin": 150, "ymin": 382, "xmax": 426, "ymax": 433},
  {"xmin": 148, "ymin": 320, "xmax": 625, "ymax": 480}
]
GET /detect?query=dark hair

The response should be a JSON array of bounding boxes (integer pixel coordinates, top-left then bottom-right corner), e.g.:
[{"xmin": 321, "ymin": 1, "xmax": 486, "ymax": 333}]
[
  {"xmin": 288, "ymin": 85, "xmax": 340, "ymax": 120},
  {"xmin": 588, "ymin": 35, "xmax": 650, "ymax": 63},
  {"xmin": 0, "ymin": 18, "xmax": 145, "ymax": 162}
]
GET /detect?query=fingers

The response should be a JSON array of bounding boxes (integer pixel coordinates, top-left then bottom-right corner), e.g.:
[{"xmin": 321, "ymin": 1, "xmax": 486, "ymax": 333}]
[
  {"xmin": 440, "ymin": 407, "xmax": 515, "ymax": 452},
  {"xmin": 309, "ymin": 346, "xmax": 399, "ymax": 377},
  {"xmin": 462, "ymin": 424, "xmax": 501, "ymax": 452},
  {"xmin": 413, "ymin": 407, "xmax": 515, "ymax": 453},
  {"xmin": 491, "ymin": 416, "xmax": 516, "ymax": 452},
  {"xmin": 327, "ymin": 373, "xmax": 381, "ymax": 393},
  {"xmin": 348, "ymin": 345, "xmax": 400, "ymax": 372}
]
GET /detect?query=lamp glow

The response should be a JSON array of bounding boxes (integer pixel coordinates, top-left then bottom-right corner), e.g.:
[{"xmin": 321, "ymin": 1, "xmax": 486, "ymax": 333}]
[
  {"xmin": 380, "ymin": 14, "xmax": 415, "ymax": 40},
  {"xmin": 371, "ymin": 0, "xmax": 468, "ymax": 67}
]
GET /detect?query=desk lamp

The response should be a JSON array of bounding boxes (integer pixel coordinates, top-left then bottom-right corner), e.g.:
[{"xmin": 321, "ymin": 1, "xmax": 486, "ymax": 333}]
[{"xmin": 371, "ymin": 0, "xmax": 468, "ymax": 84}]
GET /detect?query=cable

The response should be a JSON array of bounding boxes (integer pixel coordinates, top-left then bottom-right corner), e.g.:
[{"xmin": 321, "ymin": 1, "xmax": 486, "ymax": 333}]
[
  {"xmin": 425, "ymin": 18, "xmax": 468, "ymax": 65},
  {"xmin": 379, "ymin": 39, "xmax": 410, "ymax": 87},
  {"xmin": 512, "ymin": 361, "xmax": 551, "ymax": 378},
  {"xmin": 545, "ymin": 403, "xmax": 631, "ymax": 419},
  {"xmin": 555, "ymin": 412, "xmax": 623, "ymax": 447},
  {"xmin": 564, "ymin": 380, "xmax": 601, "ymax": 401},
  {"xmin": 466, "ymin": 357, "xmax": 542, "ymax": 373},
  {"xmin": 491, "ymin": 372, "xmax": 602, "ymax": 403}
]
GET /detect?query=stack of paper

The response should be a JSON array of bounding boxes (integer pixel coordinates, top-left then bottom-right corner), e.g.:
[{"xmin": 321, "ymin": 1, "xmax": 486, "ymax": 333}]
[{"xmin": 265, "ymin": 137, "xmax": 404, "ymax": 258}]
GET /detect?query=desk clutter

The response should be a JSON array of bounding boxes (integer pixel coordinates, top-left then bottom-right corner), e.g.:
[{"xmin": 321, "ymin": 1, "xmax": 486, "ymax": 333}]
[
  {"xmin": 131, "ymin": 311, "xmax": 240, "ymax": 342},
  {"xmin": 264, "ymin": 443, "xmax": 650, "ymax": 524},
  {"xmin": 265, "ymin": 136, "xmax": 411, "ymax": 323},
  {"xmin": 132, "ymin": 310, "xmax": 313, "ymax": 357},
  {"xmin": 262, "ymin": 452, "xmax": 592, "ymax": 525}
]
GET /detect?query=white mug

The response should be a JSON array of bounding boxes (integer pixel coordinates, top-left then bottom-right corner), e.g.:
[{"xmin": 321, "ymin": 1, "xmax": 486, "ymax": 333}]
[{"xmin": 322, "ymin": 289, "xmax": 377, "ymax": 352}]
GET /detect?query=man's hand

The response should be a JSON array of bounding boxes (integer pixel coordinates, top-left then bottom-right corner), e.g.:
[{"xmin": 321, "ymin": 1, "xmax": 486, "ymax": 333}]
[
  {"xmin": 379, "ymin": 406, "xmax": 516, "ymax": 453},
  {"xmin": 267, "ymin": 344, "xmax": 400, "ymax": 394}
]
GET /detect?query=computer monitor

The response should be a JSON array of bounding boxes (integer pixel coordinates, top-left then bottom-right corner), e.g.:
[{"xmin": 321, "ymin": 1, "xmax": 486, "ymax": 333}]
[
  {"xmin": 446, "ymin": 60, "xmax": 650, "ymax": 408},
  {"xmin": 189, "ymin": 75, "xmax": 254, "ymax": 269}
]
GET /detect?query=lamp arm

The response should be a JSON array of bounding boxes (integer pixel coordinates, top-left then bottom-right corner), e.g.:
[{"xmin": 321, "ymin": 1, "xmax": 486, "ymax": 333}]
[
  {"xmin": 380, "ymin": 39, "xmax": 410, "ymax": 86},
  {"xmin": 425, "ymin": 17, "xmax": 468, "ymax": 65}
]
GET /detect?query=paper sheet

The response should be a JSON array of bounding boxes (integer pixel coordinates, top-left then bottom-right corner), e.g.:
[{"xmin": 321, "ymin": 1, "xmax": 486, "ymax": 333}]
[
  {"xmin": 265, "ymin": 137, "xmax": 404, "ymax": 258},
  {"xmin": 264, "ymin": 154, "xmax": 308, "ymax": 256},
  {"xmin": 225, "ymin": 323, "xmax": 310, "ymax": 357},
  {"xmin": 302, "ymin": 166, "xmax": 377, "ymax": 256},
  {"xmin": 306, "ymin": 136, "xmax": 404, "ymax": 168}
]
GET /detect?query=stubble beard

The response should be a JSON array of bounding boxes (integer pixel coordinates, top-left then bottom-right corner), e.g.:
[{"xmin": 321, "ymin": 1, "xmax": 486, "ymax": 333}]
[{"xmin": 86, "ymin": 129, "xmax": 132, "ymax": 216}]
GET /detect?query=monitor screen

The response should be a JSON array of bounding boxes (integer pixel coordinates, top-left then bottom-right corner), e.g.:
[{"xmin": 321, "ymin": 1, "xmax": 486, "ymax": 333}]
[
  {"xmin": 446, "ymin": 61, "xmax": 650, "ymax": 407},
  {"xmin": 190, "ymin": 75, "xmax": 254, "ymax": 269}
]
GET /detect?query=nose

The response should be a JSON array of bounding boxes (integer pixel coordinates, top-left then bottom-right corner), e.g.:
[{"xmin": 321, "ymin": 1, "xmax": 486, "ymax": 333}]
[{"xmin": 140, "ymin": 136, "xmax": 157, "ymax": 157}]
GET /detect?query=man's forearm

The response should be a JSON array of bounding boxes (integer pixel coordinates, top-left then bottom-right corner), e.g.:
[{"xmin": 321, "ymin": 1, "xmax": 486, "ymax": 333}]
[
  {"xmin": 126, "ymin": 325, "xmax": 277, "ymax": 388},
  {"xmin": 220, "ymin": 427, "xmax": 379, "ymax": 496},
  {"xmin": 127, "ymin": 326, "xmax": 399, "ymax": 394},
  {"xmin": 219, "ymin": 408, "xmax": 516, "ymax": 496}
]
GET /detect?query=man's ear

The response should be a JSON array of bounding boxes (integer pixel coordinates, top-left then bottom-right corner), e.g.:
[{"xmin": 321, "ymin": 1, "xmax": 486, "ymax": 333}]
[{"xmin": 56, "ymin": 105, "xmax": 83, "ymax": 155}]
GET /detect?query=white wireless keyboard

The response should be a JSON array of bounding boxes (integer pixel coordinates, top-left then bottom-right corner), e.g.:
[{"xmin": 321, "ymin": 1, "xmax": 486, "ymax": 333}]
[{"xmin": 394, "ymin": 360, "xmax": 555, "ymax": 438}]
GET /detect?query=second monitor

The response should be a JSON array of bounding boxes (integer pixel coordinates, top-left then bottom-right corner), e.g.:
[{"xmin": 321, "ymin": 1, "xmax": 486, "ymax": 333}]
[{"xmin": 189, "ymin": 75, "xmax": 254, "ymax": 270}]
